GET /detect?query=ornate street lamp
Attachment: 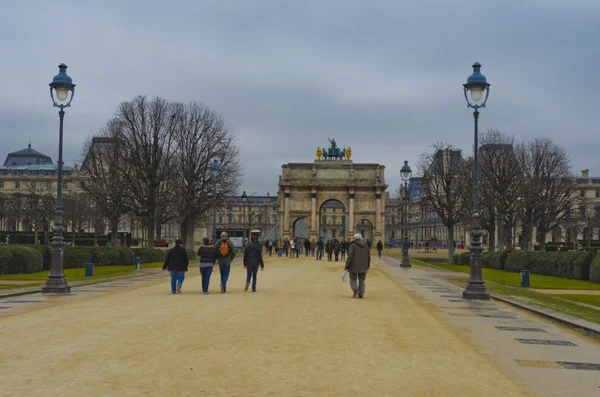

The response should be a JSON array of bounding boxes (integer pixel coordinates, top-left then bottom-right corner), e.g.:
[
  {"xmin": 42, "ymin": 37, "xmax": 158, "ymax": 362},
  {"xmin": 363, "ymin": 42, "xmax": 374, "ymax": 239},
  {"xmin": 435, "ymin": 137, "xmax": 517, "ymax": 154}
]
[
  {"xmin": 462, "ymin": 62, "xmax": 491, "ymax": 300},
  {"xmin": 241, "ymin": 191, "xmax": 248, "ymax": 243},
  {"xmin": 210, "ymin": 159, "xmax": 220, "ymax": 242},
  {"xmin": 400, "ymin": 160, "xmax": 412, "ymax": 267},
  {"xmin": 42, "ymin": 63, "xmax": 76, "ymax": 294}
]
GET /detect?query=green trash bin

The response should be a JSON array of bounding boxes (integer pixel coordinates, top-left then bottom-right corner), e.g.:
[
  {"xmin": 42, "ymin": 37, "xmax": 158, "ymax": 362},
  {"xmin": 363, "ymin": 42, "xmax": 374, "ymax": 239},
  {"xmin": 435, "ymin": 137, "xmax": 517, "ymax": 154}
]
[
  {"xmin": 520, "ymin": 270, "xmax": 530, "ymax": 288},
  {"xmin": 85, "ymin": 263, "xmax": 95, "ymax": 277}
]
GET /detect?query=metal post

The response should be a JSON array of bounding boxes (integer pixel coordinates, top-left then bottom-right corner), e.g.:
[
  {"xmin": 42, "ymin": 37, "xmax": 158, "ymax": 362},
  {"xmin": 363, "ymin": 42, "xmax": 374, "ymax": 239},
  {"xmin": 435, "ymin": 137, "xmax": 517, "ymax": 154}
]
[
  {"xmin": 42, "ymin": 109, "xmax": 70, "ymax": 294},
  {"xmin": 463, "ymin": 110, "xmax": 489, "ymax": 300},
  {"xmin": 400, "ymin": 179, "xmax": 411, "ymax": 267},
  {"xmin": 212, "ymin": 198, "xmax": 217, "ymax": 242}
]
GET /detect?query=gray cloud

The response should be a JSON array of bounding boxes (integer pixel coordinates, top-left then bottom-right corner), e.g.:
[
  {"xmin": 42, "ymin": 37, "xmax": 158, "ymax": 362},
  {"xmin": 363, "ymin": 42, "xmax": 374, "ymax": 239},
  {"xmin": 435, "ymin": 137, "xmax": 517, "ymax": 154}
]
[{"xmin": 1, "ymin": 0, "xmax": 598, "ymax": 195}]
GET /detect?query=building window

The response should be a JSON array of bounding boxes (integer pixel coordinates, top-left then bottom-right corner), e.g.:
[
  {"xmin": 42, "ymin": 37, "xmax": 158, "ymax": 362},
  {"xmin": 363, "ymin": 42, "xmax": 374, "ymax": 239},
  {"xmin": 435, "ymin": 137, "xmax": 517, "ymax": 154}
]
[
  {"xmin": 580, "ymin": 190, "xmax": 585, "ymax": 198},
  {"xmin": 580, "ymin": 206, "xmax": 586, "ymax": 218},
  {"xmin": 80, "ymin": 181, "xmax": 85, "ymax": 188},
  {"xmin": 332, "ymin": 229, "xmax": 336, "ymax": 238},
  {"xmin": 596, "ymin": 190, "xmax": 600, "ymax": 198},
  {"xmin": 218, "ymin": 216, "xmax": 223, "ymax": 223},
  {"xmin": 333, "ymin": 208, "xmax": 336, "ymax": 213},
  {"xmin": 322, "ymin": 215, "xmax": 327, "ymax": 225},
  {"xmin": 46, "ymin": 182, "xmax": 52, "ymax": 190},
  {"xmin": 63, "ymin": 182, "xmax": 68, "ymax": 190},
  {"xmin": 0, "ymin": 181, "xmax": 3, "ymax": 188},
  {"xmin": 15, "ymin": 181, "xmax": 20, "ymax": 189}
]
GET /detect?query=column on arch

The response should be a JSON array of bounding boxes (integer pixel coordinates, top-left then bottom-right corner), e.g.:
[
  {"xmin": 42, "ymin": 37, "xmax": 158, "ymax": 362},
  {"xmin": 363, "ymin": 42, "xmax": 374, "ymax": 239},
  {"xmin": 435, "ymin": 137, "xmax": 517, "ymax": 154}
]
[
  {"xmin": 311, "ymin": 190, "xmax": 317, "ymax": 232},
  {"xmin": 348, "ymin": 189, "xmax": 355, "ymax": 235},
  {"xmin": 376, "ymin": 189, "xmax": 382, "ymax": 234},
  {"xmin": 284, "ymin": 190, "xmax": 290, "ymax": 231}
]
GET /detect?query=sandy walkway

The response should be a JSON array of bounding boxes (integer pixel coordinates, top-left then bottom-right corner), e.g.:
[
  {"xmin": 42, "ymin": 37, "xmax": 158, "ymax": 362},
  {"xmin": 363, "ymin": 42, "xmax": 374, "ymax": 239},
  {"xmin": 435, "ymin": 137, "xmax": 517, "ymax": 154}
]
[{"xmin": 0, "ymin": 256, "xmax": 532, "ymax": 397}]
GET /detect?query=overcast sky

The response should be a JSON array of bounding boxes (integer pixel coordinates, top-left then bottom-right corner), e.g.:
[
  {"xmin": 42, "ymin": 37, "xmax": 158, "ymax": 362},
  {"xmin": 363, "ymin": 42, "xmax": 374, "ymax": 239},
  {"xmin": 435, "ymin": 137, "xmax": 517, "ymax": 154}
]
[{"xmin": 1, "ymin": 0, "xmax": 599, "ymax": 196}]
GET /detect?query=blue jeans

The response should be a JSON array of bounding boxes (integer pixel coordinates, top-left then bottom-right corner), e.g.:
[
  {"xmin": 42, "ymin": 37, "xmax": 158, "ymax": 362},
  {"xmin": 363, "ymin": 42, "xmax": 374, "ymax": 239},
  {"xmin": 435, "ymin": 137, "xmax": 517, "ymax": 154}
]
[
  {"xmin": 170, "ymin": 271, "xmax": 185, "ymax": 292},
  {"xmin": 219, "ymin": 261, "xmax": 231, "ymax": 287},
  {"xmin": 246, "ymin": 266, "xmax": 259, "ymax": 289},
  {"xmin": 200, "ymin": 266, "xmax": 213, "ymax": 292},
  {"xmin": 277, "ymin": 248, "xmax": 282, "ymax": 257}
]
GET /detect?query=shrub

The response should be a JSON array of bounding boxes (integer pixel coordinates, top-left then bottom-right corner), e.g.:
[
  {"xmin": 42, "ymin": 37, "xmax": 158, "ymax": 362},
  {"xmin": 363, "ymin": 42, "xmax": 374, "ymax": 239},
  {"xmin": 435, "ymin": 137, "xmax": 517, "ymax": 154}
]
[
  {"xmin": 152, "ymin": 249, "xmax": 167, "ymax": 262},
  {"xmin": 133, "ymin": 248, "xmax": 154, "ymax": 263},
  {"xmin": 186, "ymin": 248, "xmax": 197, "ymax": 260},
  {"xmin": 590, "ymin": 254, "xmax": 600, "ymax": 283},
  {"xmin": 505, "ymin": 251, "xmax": 535, "ymax": 272},
  {"xmin": 117, "ymin": 247, "xmax": 135, "ymax": 266},
  {"xmin": 64, "ymin": 247, "xmax": 93, "ymax": 269},
  {"xmin": 23, "ymin": 244, "xmax": 51, "ymax": 270},
  {"xmin": 573, "ymin": 251, "xmax": 595, "ymax": 281},
  {"xmin": 0, "ymin": 246, "xmax": 43, "ymax": 274},
  {"xmin": 453, "ymin": 252, "xmax": 471, "ymax": 265},
  {"xmin": 486, "ymin": 251, "xmax": 507, "ymax": 270}
]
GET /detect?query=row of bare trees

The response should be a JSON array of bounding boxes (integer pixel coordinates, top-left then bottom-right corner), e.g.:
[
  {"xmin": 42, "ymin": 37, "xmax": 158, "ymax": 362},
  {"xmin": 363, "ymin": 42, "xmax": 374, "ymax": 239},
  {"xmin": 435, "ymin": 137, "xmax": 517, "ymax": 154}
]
[
  {"xmin": 419, "ymin": 131, "xmax": 585, "ymax": 260},
  {"xmin": 81, "ymin": 95, "xmax": 241, "ymax": 248}
]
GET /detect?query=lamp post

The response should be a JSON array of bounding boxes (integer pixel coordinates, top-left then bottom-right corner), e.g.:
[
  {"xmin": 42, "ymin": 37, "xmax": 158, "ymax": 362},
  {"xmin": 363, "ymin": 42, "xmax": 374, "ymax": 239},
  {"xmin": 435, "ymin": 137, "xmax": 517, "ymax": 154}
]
[
  {"xmin": 241, "ymin": 191, "xmax": 248, "ymax": 244},
  {"xmin": 462, "ymin": 62, "xmax": 491, "ymax": 300},
  {"xmin": 400, "ymin": 160, "xmax": 412, "ymax": 267},
  {"xmin": 42, "ymin": 63, "xmax": 76, "ymax": 294},
  {"xmin": 210, "ymin": 159, "xmax": 220, "ymax": 243}
]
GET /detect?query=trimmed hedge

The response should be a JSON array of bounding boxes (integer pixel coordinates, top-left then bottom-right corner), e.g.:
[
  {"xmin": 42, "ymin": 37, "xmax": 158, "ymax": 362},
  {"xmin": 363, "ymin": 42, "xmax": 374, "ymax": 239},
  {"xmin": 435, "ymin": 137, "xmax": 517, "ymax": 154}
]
[
  {"xmin": 452, "ymin": 252, "xmax": 471, "ymax": 265},
  {"xmin": 484, "ymin": 252, "xmax": 507, "ymax": 270},
  {"xmin": 152, "ymin": 249, "xmax": 167, "ymax": 262},
  {"xmin": 573, "ymin": 251, "xmax": 594, "ymax": 281},
  {"xmin": 133, "ymin": 248, "xmax": 154, "ymax": 263},
  {"xmin": 0, "ymin": 245, "xmax": 43, "ymax": 275},
  {"xmin": 64, "ymin": 247, "xmax": 93, "ymax": 269},
  {"xmin": 504, "ymin": 251, "xmax": 595, "ymax": 281},
  {"xmin": 590, "ymin": 254, "xmax": 600, "ymax": 283},
  {"xmin": 186, "ymin": 249, "xmax": 197, "ymax": 260}
]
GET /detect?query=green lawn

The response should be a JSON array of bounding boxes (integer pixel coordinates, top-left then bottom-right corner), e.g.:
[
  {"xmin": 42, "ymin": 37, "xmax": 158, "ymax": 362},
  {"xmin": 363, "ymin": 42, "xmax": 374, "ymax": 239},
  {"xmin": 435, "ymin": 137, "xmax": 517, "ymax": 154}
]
[
  {"xmin": 553, "ymin": 294, "xmax": 600, "ymax": 309},
  {"xmin": 451, "ymin": 276, "xmax": 600, "ymax": 325},
  {"xmin": 0, "ymin": 283, "xmax": 44, "ymax": 291},
  {"xmin": 411, "ymin": 259, "xmax": 600, "ymax": 290},
  {"xmin": 0, "ymin": 262, "xmax": 164, "ymax": 283}
]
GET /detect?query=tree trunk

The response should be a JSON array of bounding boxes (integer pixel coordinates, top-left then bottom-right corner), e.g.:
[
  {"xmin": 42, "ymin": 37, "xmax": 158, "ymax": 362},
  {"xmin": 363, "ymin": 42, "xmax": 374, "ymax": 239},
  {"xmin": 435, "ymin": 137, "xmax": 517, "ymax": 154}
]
[
  {"xmin": 180, "ymin": 217, "xmax": 188, "ymax": 247},
  {"xmin": 34, "ymin": 229, "xmax": 38, "ymax": 245},
  {"xmin": 184, "ymin": 216, "xmax": 195, "ymax": 249},
  {"xmin": 538, "ymin": 231, "xmax": 546, "ymax": 251},
  {"xmin": 110, "ymin": 217, "xmax": 119, "ymax": 246},
  {"xmin": 498, "ymin": 219, "xmax": 505, "ymax": 250},
  {"xmin": 146, "ymin": 216, "xmax": 155, "ymax": 248},
  {"xmin": 447, "ymin": 225, "xmax": 455, "ymax": 261},
  {"xmin": 487, "ymin": 217, "xmax": 496, "ymax": 252},
  {"xmin": 155, "ymin": 220, "xmax": 162, "ymax": 246}
]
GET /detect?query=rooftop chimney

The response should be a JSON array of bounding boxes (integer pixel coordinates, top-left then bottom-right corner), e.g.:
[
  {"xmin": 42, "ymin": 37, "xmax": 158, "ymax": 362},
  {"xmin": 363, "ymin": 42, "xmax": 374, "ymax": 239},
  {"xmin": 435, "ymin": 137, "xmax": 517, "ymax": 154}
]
[
  {"xmin": 582, "ymin": 169, "xmax": 590, "ymax": 178},
  {"xmin": 267, "ymin": 192, "xmax": 270, "ymax": 197}
]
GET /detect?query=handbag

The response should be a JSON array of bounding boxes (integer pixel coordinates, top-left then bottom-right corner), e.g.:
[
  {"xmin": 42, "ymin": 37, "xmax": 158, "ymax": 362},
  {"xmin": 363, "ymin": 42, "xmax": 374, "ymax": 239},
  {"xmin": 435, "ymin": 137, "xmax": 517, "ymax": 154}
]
[{"xmin": 341, "ymin": 270, "xmax": 348, "ymax": 283}]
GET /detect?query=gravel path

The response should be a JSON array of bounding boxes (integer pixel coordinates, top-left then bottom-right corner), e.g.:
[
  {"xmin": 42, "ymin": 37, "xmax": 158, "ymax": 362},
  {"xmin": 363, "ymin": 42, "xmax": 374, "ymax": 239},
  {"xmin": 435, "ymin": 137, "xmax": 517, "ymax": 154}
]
[{"xmin": 0, "ymin": 256, "xmax": 532, "ymax": 397}]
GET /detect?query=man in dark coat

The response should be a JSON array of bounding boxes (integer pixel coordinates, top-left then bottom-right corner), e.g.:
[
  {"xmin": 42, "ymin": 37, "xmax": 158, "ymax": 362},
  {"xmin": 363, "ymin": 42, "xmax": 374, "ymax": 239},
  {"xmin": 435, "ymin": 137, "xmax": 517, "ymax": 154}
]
[
  {"xmin": 243, "ymin": 236, "xmax": 265, "ymax": 292},
  {"xmin": 345, "ymin": 233, "xmax": 371, "ymax": 299},
  {"xmin": 316, "ymin": 238, "xmax": 324, "ymax": 260},
  {"xmin": 162, "ymin": 239, "xmax": 189, "ymax": 294},
  {"xmin": 376, "ymin": 240, "xmax": 383, "ymax": 257}
]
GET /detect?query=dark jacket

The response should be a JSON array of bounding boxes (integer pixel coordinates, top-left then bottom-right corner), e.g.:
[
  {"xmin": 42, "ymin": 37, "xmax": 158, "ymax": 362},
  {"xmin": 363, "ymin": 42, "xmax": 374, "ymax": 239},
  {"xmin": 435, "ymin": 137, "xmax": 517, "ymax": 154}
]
[
  {"xmin": 163, "ymin": 245, "xmax": 189, "ymax": 271},
  {"xmin": 244, "ymin": 242, "xmax": 265, "ymax": 268},
  {"xmin": 345, "ymin": 239, "xmax": 371, "ymax": 274},
  {"xmin": 317, "ymin": 240, "xmax": 324, "ymax": 249},
  {"xmin": 197, "ymin": 245, "xmax": 217, "ymax": 264},
  {"xmin": 214, "ymin": 237, "xmax": 237, "ymax": 263},
  {"xmin": 325, "ymin": 241, "xmax": 333, "ymax": 253},
  {"xmin": 377, "ymin": 241, "xmax": 383, "ymax": 251}
]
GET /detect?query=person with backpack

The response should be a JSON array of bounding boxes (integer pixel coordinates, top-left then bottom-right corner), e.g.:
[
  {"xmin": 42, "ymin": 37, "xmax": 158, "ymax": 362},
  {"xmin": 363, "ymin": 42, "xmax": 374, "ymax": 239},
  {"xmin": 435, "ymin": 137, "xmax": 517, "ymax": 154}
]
[
  {"xmin": 267, "ymin": 239, "xmax": 273, "ymax": 257},
  {"xmin": 376, "ymin": 240, "xmax": 383, "ymax": 257},
  {"xmin": 162, "ymin": 239, "xmax": 189, "ymax": 294},
  {"xmin": 214, "ymin": 232, "xmax": 237, "ymax": 293},
  {"xmin": 317, "ymin": 238, "xmax": 324, "ymax": 260},
  {"xmin": 243, "ymin": 236, "xmax": 265, "ymax": 292},
  {"xmin": 197, "ymin": 237, "xmax": 217, "ymax": 295},
  {"xmin": 325, "ymin": 239, "xmax": 334, "ymax": 261},
  {"xmin": 304, "ymin": 238, "xmax": 311, "ymax": 257}
]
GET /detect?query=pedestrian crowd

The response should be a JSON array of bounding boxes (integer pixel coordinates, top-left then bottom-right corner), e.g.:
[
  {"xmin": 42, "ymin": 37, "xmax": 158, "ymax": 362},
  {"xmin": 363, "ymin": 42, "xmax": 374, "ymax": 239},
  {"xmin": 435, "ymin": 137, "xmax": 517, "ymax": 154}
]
[{"xmin": 162, "ymin": 232, "xmax": 379, "ymax": 299}]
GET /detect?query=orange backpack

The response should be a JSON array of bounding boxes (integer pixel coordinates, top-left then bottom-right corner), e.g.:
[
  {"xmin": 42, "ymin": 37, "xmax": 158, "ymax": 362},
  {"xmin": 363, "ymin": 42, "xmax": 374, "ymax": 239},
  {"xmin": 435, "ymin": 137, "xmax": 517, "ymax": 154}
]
[{"xmin": 218, "ymin": 240, "xmax": 230, "ymax": 257}]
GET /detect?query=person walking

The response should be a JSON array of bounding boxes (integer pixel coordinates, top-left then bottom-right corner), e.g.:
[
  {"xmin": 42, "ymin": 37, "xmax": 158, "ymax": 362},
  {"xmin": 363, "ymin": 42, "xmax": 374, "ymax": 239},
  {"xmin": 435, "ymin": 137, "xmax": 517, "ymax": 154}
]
[
  {"xmin": 334, "ymin": 240, "xmax": 340, "ymax": 262},
  {"xmin": 317, "ymin": 238, "xmax": 324, "ymax": 260},
  {"xmin": 289, "ymin": 239, "xmax": 295, "ymax": 259},
  {"xmin": 197, "ymin": 237, "xmax": 217, "ymax": 295},
  {"xmin": 243, "ymin": 236, "xmax": 265, "ymax": 292},
  {"xmin": 214, "ymin": 232, "xmax": 237, "ymax": 293},
  {"xmin": 325, "ymin": 239, "xmax": 333, "ymax": 261},
  {"xmin": 341, "ymin": 239, "xmax": 348, "ymax": 261},
  {"xmin": 304, "ymin": 238, "xmax": 311, "ymax": 257},
  {"xmin": 310, "ymin": 239, "xmax": 316, "ymax": 256},
  {"xmin": 376, "ymin": 240, "xmax": 383, "ymax": 257},
  {"xmin": 284, "ymin": 238, "xmax": 289, "ymax": 257},
  {"xmin": 345, "ymin": 233, "xmax": 371, "ymax": 299},
  {"xmin": 162, "ymin": 239, "xmax": 189, "ymax": 294}
]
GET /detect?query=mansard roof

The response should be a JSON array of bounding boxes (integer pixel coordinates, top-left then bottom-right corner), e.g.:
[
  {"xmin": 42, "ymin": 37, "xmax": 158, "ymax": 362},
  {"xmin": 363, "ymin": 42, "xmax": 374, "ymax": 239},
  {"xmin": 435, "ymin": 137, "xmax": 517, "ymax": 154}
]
[{"xmin": 3, "ymin": 144, "xmax": 53, "ymax": 166}]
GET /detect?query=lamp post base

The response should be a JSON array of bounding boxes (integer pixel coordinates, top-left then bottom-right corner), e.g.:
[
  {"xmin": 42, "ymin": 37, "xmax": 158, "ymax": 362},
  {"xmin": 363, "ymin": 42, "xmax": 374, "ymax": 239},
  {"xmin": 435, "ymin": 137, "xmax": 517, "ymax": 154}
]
[
  {"xmin": 462, "ymin": 282, "xmax": 489, "ymax": 300},
  {"xmin": 400, "ymin": 247, "xmax": 411, "ymax": 268},
  {"xmin": 41, "ymin": 278, "xmax": 71, "ymax": 294}
]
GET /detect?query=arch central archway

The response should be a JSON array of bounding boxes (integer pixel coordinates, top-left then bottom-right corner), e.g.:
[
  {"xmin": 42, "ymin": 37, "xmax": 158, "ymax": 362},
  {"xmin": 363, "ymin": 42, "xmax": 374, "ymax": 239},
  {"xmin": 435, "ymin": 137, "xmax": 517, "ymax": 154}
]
[
  {"xmin": 320, "ymin": 199, "xmax": 346, "ymax": 241},
  {"xmin": 293, "ymin": 217, "xmax": 309, "ymax": 238},
  {"xmin": 356, "ymin": 218, "xmax": 373, "ymax": 243}
]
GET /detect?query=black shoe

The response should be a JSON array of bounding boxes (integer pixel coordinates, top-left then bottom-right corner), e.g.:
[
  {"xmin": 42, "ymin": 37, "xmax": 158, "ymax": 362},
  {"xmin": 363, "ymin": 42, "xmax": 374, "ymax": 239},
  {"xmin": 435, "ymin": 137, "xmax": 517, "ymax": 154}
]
[
  {"xmin": 220, "ymin": 285, "xmax": 225, "ymax": 293},
  {"xmin": 352, "ymin": 291, "xmax": 359, "ymax": 298},
  {"xmin": 252, "ymin": 288, "xmax": 257, "ymax": 292},
  {"xmin": 359, "ymin": 294, "xmax": 363, "ymax": 299}
]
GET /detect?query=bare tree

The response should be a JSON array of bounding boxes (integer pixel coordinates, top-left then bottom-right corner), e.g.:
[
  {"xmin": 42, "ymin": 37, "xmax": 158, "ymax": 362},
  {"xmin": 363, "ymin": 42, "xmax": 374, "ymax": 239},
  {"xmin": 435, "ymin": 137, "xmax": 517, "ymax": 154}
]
[
  {"xmin": 112, "ymin": 96, "xmax": 180, "ymax": 247},
  {"xmin": 6, "ymin": 193, "xmax": 25, "ymax": 231},
  {"xmin": 419, "ymin": 143, "xmax": 468, "ymax": 260},
  {"xmin": 576, "ymin": 196, "xmax": 600, "ymax": 248},
  {"xmin": 63, "ymin": 192, "xmax": 93, "ymax": 245},
  {"xmin": 173, "ymin": 101, "xmax": 241, "ymax": 247},
  {"xmin": 21, "ymin": 182, "xmax": 55, "ymax": 243},
  {"xmin": 518, "ymin": 138, "xmax": 575, "ymax": 251},
  {"xmin": 477, "ymin": 130, "xmax": 524, "ymax": 250}
]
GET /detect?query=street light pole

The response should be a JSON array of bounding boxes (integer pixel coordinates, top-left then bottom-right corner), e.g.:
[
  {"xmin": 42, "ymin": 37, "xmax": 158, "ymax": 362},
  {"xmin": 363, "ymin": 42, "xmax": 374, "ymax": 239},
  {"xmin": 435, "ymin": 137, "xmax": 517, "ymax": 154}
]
[
  {"xmin": 400, "ymin": 161, "xmax": 412, "ymax": 267},
  {"xmin": 210, "ymin": 159, "xmax": 220, "ymax": 243},
  {"xmin": 241, "ymin": 191, "xmax": 248, "ymax": 245},
  {"xmin": 462, "ymin": 62, "xmax": 491, "ymax": 300},
  {"xmin": 42, "ymin": 63, "xmax": 75, "ymax": 294}
]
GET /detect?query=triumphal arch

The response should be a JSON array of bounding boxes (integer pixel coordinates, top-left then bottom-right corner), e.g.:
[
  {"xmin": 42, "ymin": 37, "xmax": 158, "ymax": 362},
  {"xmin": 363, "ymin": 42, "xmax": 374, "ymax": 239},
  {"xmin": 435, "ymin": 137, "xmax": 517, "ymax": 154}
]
[{"xmin": 278, "ymin": 139, "xmax": 387, "ymax": 241}]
